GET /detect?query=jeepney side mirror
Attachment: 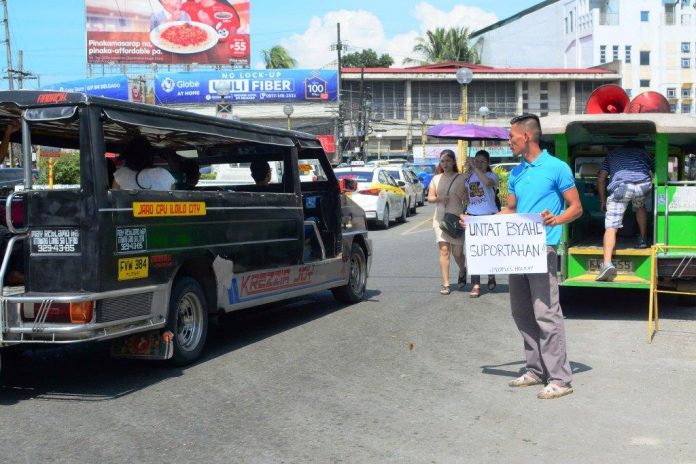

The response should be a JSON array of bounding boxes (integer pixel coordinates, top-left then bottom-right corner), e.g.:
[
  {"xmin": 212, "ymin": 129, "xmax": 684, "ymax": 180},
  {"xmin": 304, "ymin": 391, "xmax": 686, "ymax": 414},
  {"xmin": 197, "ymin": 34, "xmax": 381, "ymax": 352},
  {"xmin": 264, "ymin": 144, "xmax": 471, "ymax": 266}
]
[{"xmin": 339, "ymin": 178, "xmax": 358, "ymax": 193}]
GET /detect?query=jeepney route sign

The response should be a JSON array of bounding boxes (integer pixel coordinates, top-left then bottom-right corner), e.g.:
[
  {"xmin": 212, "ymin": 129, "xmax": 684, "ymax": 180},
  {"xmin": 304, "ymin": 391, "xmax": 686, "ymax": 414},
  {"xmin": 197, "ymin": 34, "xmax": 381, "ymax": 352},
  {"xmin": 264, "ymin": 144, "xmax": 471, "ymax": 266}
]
[
  {"xmin": 116, "ymin": 226, "xmax": 147, "ymax": 252},
  {"xmin": 30, "ymin": 228, "xmax": 81, "ymax": 255}
]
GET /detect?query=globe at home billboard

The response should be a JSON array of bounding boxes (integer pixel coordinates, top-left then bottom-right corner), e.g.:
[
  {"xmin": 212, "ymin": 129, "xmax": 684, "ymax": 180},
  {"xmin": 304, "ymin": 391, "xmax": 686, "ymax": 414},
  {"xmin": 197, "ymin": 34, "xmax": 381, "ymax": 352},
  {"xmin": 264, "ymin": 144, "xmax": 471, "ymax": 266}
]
[
  {"xmin": 154, "ymin": 69, "xmax": 338, "ymax": 104},
  {"xmin": 86, "ymin": 0, "xmax": 250, "ymax": 67}
]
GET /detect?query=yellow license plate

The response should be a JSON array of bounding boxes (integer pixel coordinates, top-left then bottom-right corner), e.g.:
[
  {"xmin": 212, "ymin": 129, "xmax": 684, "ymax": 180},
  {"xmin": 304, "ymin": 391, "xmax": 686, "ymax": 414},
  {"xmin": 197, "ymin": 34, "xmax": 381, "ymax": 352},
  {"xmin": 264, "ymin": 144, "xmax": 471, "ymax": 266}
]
[
  {"xmin": 118, "ymin": 257, "xmax": 149, "ymax": 280},
  {"xmin": 587, "ymin": 258, "xmax": 632, "ymax": 274}
]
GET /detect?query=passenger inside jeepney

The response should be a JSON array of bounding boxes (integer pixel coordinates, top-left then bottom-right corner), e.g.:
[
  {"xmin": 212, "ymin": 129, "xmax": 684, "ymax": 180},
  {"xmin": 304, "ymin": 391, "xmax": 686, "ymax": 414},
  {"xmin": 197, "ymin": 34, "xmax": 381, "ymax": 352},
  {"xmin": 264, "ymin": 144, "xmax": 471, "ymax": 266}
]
[
  {"xmin": 250, "ymin": 160, "xmax": 271, "ymax": 187},
  {"xmin": 112, "ymin": 136, "xmax": 176, "ymax": 191}
]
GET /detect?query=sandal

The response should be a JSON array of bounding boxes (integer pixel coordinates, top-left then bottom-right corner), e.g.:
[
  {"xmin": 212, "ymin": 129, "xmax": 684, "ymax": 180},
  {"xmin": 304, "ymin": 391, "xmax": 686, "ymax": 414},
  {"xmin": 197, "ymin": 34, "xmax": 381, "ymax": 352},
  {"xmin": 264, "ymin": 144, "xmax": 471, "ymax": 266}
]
[
  {"xmin": 439, "ymin": 285, "xmax": 451, "ymax": 295},
  {"xmin": 487, "ymin": 276, "xmax": 496, "ymax": 292},
  {"xmin": 469, "ymin": 285, "xmax": 480, "ymax": 298},
  {"xmin": 537, "ymin": 383, "xmax": 573, "ymax": 400},
  {"xmin": 457, "ymin": 273, "xmax": 467, "ymax": 289}
]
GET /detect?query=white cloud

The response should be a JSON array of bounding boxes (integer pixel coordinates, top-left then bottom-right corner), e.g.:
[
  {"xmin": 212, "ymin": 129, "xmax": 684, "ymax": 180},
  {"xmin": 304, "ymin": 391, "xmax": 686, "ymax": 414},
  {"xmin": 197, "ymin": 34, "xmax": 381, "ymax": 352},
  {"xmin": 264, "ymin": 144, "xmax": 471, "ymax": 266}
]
[{"xmin": 279, "ymin": 2, "xmax": 500, "ymax": 68}]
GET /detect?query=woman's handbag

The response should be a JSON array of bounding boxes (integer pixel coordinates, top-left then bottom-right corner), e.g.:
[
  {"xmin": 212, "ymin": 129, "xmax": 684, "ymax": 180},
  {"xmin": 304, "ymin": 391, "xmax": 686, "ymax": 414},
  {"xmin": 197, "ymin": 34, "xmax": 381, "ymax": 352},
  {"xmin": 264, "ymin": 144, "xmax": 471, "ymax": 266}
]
[
  {"xmin": 440, "ymin": 212, "xmax": 464, "ymax": 238},
  {"xmin": 438, "ymin": 174, "xmax": 464, "ymax": 238}
]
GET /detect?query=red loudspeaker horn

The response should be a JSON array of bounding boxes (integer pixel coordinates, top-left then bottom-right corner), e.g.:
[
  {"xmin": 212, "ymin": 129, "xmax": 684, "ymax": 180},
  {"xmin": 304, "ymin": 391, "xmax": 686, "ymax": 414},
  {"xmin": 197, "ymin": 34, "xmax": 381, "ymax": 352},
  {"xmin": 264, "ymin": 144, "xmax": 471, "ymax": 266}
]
[
  {"xmin": 627, "ymin": 91, "xmax": 671, "ymax": 113},
  {"xmin": 585, "ymin": 84, "xmax": 630, "ymax": 114}
]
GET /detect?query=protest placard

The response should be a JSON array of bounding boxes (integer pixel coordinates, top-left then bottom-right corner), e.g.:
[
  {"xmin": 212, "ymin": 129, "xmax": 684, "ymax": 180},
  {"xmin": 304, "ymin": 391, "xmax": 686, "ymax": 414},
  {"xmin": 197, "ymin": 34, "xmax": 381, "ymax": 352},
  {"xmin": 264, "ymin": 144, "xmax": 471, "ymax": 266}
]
[{"xmin": 464, "ymin": 213, "xmax": 548, "ymax": 275}]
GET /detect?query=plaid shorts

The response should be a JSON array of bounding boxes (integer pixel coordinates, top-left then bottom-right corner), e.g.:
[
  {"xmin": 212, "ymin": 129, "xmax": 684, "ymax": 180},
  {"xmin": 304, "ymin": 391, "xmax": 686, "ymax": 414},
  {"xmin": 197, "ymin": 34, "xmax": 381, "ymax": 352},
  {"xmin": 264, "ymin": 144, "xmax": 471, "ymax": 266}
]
[{"xmin": 605, "ymin": 181, "xmax": 652, "ymax": 229}]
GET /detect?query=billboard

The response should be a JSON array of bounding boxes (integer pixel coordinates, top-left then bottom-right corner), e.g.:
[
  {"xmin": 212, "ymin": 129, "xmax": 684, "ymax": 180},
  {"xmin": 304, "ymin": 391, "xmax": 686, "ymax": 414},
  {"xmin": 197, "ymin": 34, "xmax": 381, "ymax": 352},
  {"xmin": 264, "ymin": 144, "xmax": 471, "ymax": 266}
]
[
  {"xmin": 41, "ymin": 75, "xmax": 130, "ymax": 100},
  {"xmin": 154, "ymin": 69, "xmax": 338, "ymax": 104},
  {"xmin": 86, "ymin": 0, "xmax": 250, "ymax": 67}
]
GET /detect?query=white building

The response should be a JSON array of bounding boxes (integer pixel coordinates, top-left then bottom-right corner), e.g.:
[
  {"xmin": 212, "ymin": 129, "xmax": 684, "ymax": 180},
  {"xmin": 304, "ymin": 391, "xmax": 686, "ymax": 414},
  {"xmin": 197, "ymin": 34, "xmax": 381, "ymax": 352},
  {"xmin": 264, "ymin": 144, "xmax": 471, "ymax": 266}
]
[{"xmin": 472, "ymin": 0, "xmax": 696, "ymax": 114}]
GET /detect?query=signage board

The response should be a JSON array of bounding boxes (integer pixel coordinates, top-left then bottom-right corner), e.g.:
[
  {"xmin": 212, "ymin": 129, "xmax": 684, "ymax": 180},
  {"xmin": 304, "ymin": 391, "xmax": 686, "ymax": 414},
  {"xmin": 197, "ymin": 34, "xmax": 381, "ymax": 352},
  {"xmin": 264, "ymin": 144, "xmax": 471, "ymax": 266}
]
[
  {"xmin": 41, "ymin": 75, "xmax": 130, "ymax": 101},
  {"xmin": 464, "ymin": 213, "xmax": 548, "ymax": 275},
  {"xmin": 154, "ymin": 69, "xmax": 338, "ymax": 104},
  {"xmin": 85, "ymin": 0, "xmax": 250, "ymax": 67}
]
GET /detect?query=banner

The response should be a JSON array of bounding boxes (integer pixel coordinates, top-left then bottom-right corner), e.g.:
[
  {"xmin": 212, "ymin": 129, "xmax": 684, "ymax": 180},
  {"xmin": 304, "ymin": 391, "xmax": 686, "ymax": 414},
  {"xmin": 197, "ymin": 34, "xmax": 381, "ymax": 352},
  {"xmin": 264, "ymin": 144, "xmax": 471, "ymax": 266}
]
[
  {"xmin": 41, "ymin": 75, "xmax": 130, "ymax": 100},
  {"xmin": 86, "ymin": 0, "xmax": 250, "ymax": 67},
  {"xmin": 464, "ymin": 213, "xmax": 548, "ymax": 275},
  {"xmin": 154, "ymin": 69, "xmax": 338, "ymax": 104}
]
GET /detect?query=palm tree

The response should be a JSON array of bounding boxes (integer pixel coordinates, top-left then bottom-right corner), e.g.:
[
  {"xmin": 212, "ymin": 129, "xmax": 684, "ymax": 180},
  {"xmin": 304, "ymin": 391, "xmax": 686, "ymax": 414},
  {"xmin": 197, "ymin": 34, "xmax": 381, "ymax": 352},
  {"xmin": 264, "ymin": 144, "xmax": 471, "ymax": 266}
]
[
  {"xmin": 404, "ymin": 27, "xmax": 479, "ymax": 65},
  {"xmin": 261, "ymin": 46, "xmax": 298, "ymax": 69}
]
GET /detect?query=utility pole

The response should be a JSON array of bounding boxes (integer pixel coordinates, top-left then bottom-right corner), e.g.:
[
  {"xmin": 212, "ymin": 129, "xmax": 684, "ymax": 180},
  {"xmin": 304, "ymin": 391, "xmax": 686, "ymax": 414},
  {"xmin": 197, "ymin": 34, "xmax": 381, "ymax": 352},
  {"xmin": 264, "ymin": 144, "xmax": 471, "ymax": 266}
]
[
  {"xmin": 1, "ymin": 0, "xmax": 13, "ymax": 90},
  {"xmin": 330, "ymin": 23, "xmax": 348, "ymax": 162},
  {"xmin": 8, "ymin": 50, "xmax": 38, "ymax": 90},
  {"xmin": 357, "ymin": 67, "xmax": 365, "ymax": 161}
]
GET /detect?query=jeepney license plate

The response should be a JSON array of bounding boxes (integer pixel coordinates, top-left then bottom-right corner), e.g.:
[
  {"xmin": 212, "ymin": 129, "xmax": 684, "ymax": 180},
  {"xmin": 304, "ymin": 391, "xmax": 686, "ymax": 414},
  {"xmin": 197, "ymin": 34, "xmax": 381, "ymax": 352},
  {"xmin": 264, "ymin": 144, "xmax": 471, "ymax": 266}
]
[
  {"xmin": 118, "ymin": 257, "xmax": 149, "ymax": 280},
  {"xmin": 587, "ymin": 258, "xmax": 633, "ymax": 274}
]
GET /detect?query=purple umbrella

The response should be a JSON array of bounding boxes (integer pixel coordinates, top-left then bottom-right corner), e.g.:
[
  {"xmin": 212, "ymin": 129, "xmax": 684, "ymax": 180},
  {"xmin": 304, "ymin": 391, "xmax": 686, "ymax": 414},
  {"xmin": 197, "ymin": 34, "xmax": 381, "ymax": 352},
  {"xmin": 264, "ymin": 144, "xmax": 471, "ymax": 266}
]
[{"xmin": 426, "ymin": 123, "xmax": 509, "ymax": 141}]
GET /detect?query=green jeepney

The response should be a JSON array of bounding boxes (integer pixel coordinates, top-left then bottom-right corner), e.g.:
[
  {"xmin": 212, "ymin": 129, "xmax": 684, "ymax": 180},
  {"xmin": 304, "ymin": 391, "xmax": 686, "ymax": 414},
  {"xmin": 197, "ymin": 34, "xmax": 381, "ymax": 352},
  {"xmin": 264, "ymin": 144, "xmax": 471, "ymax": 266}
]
[{"xmin": 540, "ymin": 113, "xmax": 696, "ymax": 291}]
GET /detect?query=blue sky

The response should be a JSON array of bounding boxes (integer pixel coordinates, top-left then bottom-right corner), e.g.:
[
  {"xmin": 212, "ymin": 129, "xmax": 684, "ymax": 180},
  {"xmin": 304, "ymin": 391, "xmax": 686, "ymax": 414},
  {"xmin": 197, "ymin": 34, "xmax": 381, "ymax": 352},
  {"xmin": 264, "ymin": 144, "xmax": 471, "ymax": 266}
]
[{"xmin": 3, "ymin": 0, "xmax": 539, "ymax": 89}]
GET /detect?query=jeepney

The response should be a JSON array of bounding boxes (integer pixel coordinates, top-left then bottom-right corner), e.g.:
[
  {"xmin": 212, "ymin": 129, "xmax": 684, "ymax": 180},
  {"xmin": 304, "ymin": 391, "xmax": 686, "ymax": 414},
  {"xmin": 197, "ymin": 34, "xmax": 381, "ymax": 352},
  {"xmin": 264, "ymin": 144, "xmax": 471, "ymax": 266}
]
[
  {"xmin": 0, "ymin": 91, "xmax": 371, "ymax": 372},
  {"xmin": 540, "ymin": 113, "xmax": 696, "ymax": 292}
]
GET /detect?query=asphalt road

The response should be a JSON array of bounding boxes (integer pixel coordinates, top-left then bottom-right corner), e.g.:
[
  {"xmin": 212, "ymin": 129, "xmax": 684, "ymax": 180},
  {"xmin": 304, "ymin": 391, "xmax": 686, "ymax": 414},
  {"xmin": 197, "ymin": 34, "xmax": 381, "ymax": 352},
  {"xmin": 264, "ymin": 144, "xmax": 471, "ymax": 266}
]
[{"xmin": 1, "ymin": 203, "xmax": 696, "ymax": 463}]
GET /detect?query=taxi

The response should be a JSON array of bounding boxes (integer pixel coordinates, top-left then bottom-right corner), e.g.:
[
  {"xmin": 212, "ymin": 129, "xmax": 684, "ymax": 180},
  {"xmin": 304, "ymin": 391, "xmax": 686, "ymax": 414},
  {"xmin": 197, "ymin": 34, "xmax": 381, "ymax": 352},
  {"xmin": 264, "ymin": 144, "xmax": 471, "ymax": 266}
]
[{"xmin": 334, "ymin": 164, "xmax": 407, "ymax": 229}]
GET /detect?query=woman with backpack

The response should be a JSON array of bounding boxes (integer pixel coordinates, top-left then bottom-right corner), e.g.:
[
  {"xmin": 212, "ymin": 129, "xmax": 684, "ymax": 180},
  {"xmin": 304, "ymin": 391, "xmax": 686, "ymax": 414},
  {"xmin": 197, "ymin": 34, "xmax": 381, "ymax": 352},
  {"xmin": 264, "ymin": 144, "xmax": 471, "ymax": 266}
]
[{"xmin": 463, "ymin": 149, "xmax": 500, "ymax": 298}]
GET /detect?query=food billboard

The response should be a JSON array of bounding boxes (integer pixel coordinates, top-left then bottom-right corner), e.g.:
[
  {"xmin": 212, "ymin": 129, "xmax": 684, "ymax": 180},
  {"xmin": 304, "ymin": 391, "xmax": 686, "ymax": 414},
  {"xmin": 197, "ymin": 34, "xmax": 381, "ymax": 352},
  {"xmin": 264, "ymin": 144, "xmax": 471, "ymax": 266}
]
[
  {"xmin": 154, "ymin": 69, "xmax": 338, "ymax": 104},
  {"xmin": 86, "ymin": 0, "xmax": 250, "ymax": 67}
]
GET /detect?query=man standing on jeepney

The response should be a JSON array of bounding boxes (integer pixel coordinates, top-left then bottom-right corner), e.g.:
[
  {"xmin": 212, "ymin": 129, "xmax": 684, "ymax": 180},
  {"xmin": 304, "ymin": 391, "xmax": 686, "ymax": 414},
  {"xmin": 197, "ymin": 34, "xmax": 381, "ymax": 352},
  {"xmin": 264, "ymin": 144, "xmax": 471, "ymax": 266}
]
[
  {"xmin": 596, "ymin": 141, "xmax": 654, "ymax": 282},
  {"xmin": 504, "ymin": 113, "xmax": 582, "ymax": 400}
]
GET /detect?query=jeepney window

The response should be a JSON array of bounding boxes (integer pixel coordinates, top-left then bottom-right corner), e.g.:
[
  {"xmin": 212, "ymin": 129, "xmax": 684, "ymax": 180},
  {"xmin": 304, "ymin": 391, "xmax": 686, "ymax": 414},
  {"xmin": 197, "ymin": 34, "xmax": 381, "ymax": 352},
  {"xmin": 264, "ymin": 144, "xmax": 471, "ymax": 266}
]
[
  {"xmin": 298, "ymin": 158, "xmax": 328, "ymax": 183},
  {"xmin": 668, "ymin": 156, "xmax": 679, "ymax": 181},
  {"xmin": 574, "ymin": 156, "xmax": 604, "ymax": 178}
]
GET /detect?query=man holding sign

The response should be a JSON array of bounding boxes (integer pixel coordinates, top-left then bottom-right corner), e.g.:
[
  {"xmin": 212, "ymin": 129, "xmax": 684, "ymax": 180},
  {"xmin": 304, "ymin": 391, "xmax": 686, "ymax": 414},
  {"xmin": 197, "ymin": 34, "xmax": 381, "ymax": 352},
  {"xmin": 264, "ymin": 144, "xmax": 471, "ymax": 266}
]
[{"xmin": 502, "ymin": 114, "xmax": 582, "ymax": 399}]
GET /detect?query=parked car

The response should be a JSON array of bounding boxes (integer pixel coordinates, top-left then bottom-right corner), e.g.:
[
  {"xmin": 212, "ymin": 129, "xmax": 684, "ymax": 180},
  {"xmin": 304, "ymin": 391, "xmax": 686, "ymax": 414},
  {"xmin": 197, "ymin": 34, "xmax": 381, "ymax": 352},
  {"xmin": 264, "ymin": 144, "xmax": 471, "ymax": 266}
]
[
  {"xmin": 385, "ymin": 164, "xmax": 421, "ymax": 213},
  {"xmin": 491, "ymin": 162, "xmax": 520, "ymax": 172},
  {"xmin": 334, "ymin": 166, "xmax": 408, "ymax": 229}
]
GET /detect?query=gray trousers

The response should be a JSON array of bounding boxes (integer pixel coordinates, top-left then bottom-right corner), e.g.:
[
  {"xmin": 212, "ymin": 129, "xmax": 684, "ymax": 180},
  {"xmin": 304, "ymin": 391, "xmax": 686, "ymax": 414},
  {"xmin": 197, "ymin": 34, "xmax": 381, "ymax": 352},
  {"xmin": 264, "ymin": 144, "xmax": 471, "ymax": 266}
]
[{"xmin": 508, "ymin": 247, "xmax": 572, "ymax": 386}]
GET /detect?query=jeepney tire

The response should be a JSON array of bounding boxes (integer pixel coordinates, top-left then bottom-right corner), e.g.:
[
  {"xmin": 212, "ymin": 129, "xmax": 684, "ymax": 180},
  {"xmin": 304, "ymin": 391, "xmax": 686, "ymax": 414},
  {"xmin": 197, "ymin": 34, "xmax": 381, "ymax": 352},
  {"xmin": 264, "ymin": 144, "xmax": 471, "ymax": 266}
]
[
  {"xmin": 167, "ymin": 277, "xmax": 209, "ymax": 366},
  {"xmin": 380, "ymin": 205, "xmax": 390, "ymax": 229},
  {"xmin": 332, "ymin": 243, "xmax": 367, "ymax": 303},
  {"xmin": 397, "ymin": 200, "xmax": 407, "ymax": 223}
]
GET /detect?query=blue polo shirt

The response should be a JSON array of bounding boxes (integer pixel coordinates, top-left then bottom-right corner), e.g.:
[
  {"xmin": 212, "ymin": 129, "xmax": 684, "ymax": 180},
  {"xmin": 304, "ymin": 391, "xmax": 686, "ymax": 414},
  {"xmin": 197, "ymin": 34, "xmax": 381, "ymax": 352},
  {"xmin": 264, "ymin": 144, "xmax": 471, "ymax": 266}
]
[{"xmin": 508, "ymin": 150, "xmax": 576, "ymax": 246}]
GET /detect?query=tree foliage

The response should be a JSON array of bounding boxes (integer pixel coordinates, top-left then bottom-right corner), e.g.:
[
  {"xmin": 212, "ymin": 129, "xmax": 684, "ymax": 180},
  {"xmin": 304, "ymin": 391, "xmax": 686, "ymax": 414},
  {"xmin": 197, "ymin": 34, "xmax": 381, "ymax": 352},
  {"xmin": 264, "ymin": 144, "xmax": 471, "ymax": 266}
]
[
  {"xmin": 404, "ymin": 27, "xmax": 480, "ymax": 65},
  {"xmin": 261, "ymin": 45, "xmax": 298, "ymax": 69},
  {"xmin": 342, "ymin": 49, "xmax": 394, "ymax": 68},
  {"xmin": 37, "ymin": 152, "xmax": 81, "ymax": 185}
]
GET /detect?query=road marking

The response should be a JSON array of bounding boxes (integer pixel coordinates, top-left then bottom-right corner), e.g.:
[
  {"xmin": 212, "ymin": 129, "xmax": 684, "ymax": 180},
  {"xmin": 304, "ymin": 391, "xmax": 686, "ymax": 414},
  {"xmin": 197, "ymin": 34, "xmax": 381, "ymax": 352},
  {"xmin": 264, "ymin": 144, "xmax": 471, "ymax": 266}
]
[{"xmin": 401, "ymin": 216, "xmax": 432, "ymax": 235}]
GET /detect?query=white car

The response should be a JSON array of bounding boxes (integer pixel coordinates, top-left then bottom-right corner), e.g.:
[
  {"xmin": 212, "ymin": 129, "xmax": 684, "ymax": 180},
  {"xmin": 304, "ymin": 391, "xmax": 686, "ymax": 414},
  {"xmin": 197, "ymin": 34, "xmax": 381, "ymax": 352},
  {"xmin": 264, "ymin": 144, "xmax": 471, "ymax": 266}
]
[
  {"xmin": 384, "ymin": 165, "xmax": 421, "ymax": 214},
  {"xmin": 334, "ymin": 167, "xmax": 408, "ymax": 229}
]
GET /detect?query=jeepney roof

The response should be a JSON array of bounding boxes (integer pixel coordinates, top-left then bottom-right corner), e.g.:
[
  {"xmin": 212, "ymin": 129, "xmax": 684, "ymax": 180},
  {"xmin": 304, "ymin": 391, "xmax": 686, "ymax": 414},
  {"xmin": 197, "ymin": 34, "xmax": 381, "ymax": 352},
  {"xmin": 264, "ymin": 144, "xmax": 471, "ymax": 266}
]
[
  {"xmin": 540, "ymin": 113, "xmax": 696, "ymax": 146},
  {"xmin": 0, "ymin": 90, "xmax": 323, "ymax": 150}
]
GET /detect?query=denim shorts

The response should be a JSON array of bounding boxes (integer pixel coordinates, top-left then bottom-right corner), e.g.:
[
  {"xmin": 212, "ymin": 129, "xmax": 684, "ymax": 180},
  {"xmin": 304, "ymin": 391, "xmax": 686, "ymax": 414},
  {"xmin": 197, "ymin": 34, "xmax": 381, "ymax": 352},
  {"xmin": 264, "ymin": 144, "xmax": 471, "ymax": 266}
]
[{"xmin": 605, "ymin": 182, "xmax": 652, "ymax": 229}]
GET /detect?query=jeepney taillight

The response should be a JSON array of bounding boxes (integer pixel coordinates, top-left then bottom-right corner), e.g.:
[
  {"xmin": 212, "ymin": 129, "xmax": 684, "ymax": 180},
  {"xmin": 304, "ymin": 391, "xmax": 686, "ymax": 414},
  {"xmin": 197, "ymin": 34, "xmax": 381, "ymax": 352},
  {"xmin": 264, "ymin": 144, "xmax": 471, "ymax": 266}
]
[{"xmin": 22, "ymin": 301, "xmax": 94, "ymax": 324}]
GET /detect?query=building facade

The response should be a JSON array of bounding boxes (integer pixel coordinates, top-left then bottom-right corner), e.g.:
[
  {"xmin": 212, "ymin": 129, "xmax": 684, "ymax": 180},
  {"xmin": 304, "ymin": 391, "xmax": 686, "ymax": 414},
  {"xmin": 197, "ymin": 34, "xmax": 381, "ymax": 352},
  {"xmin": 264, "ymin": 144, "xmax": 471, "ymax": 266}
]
[{"xmin": 473, "ymin": 0, "xmax": 696, "ymax": 114}]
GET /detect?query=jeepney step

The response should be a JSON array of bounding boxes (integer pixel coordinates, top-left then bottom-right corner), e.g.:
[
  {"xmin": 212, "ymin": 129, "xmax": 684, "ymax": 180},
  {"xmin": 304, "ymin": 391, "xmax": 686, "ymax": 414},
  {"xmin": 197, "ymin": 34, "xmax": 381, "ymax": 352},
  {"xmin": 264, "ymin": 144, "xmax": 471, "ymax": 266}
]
[
  {"xmin": 568, "ymin": 246, "xmax": 652, "ymax": 256},
  {"xmin": 563, "ymin": 274, "xmax": 651, "ymax": 288}
]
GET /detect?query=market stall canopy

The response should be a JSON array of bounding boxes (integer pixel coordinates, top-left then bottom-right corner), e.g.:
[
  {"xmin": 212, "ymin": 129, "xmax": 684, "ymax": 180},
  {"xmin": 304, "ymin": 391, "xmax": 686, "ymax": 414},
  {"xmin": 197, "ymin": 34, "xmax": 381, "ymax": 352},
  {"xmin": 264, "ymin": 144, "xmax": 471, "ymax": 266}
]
[{"xmin": 426, "ymin": 123, "xmax": 509, "ymax": 141}]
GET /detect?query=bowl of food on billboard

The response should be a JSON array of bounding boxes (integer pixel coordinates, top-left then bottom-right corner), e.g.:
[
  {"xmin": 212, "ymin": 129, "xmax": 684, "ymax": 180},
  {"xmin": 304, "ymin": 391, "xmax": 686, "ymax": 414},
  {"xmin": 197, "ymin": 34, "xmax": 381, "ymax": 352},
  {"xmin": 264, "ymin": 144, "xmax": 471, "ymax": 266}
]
[{"xmin": 150, "ymin": 21, "xmax": 219, "ymax": 54}]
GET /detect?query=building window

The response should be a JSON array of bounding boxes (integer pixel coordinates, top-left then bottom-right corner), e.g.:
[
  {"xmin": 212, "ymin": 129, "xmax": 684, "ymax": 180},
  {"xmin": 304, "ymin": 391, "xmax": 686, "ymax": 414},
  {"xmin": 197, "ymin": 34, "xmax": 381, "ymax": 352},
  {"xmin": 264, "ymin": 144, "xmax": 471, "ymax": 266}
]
[
  {"xmin": 682, "ymin": 58, "xmax": 691, "ymax": 68},
  {"xmin": 667, "ymin": 88, "xmax": 677, "ymax": 98},
  {"xmin": 640, "ymin": 11, "xmax": 649, "ymax": 22},
  {"xmin": 665, "ymin": 3, "xmax": 676, "ymax": 25},
  {"xmin": 612, "ymin": 45, "xmax": 619, "ymax": 61},
  {"xmin": 682, "ymin": 13, "xmax": 692, "ymax": 26},
  {"xmin": 682, "ymin": 42, "xmax": 691, "ymax": 53},
  {"xmin": 625, "ymin": 45, "xmax": 631, "ymax": 63},
  {"xmin": 682, "ymin": 88, "xmax": 691, "ymax": 98},
  {"xmin": 670, "ymin": 103, "xmax": 678, "ymax": 113},
  {"xmin": 682, "ymin": 103, "xmax": 692, "ymax": 114},
  {"xmin": 600, "ymin": 45, "xmax": 607, "ymax": 63},
  {"xmin": 640, "ymin": 79, "xmax": 650, "ymax": 88},
  {"xmin": 640, "ymin": 51, "xmax": 650, "ymax": 65},
  {"xmin": 570, "ymin": 11, "xmax": 574, "ymax": 32},
  {"xmin": 625, "ymin": 88, "xmax": 632, "ymax": 97}
]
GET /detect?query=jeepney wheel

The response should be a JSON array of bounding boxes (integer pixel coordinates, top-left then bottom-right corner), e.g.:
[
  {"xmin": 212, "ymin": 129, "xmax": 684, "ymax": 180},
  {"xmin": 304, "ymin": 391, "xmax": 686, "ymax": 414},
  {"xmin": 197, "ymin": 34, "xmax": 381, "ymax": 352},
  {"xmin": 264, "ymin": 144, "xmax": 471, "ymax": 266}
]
[
  {"xmin": 332, "ymin": 243, "xmax": 367, "ymax": 303},
  {"xmin": 167, "ymin": 277, "xmax": 209, "ymax": 366},
  {"xmin": 397, "ymin": 200, "xmax": 407, "ymax": 223}
]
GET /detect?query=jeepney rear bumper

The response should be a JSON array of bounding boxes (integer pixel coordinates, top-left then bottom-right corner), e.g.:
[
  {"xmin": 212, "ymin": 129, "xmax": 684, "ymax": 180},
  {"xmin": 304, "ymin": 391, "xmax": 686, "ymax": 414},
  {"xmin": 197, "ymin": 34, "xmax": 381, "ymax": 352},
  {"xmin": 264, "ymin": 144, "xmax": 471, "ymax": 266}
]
[{"xmin": 0, "ymin": 284, "xmax": 170, "ymax": 346}]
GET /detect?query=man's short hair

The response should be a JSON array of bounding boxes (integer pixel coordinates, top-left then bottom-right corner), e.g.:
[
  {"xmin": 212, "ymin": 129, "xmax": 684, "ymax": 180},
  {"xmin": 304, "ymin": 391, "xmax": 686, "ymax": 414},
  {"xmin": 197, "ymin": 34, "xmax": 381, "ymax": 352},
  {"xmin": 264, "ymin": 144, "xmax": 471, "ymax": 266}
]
[{"xmin": 510, "ymin": 113, "xmax": 542, "ymax": 143}]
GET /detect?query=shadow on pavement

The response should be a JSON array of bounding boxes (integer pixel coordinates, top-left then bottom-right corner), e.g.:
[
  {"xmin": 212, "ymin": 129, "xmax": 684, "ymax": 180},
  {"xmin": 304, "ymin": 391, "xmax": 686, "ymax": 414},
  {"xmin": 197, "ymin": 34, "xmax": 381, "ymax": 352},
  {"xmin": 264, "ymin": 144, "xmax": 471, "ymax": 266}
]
[
  {"xmin": 480, "ymin": 360, "xmax": 592, "ymax": 379},
  {"xmin": 0, "ymin": 290, "xmax": 368, "ymax": 405}
]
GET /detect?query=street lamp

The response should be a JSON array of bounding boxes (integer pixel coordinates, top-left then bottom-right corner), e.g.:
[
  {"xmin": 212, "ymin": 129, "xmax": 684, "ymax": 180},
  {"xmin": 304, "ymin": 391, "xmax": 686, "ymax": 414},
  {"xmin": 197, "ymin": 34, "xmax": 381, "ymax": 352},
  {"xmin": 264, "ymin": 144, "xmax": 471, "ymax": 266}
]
[
  {"xmin": 455, "ymin": 67, "xmax": 474, "ymax": 172},
  {"xmin": 283, "ymin": 104, "xmax": 294, "ymax": 130},
  {"xmin": 419, "ymin": 112, "xmax": 429, "ymax": 163},
  {"xmin": 376, "ymin": 133, "xmax": 383, "ymax": 160},
  {"xmin": 478, "ymin": 105, "xmax": 490, "ymax": 148}
]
